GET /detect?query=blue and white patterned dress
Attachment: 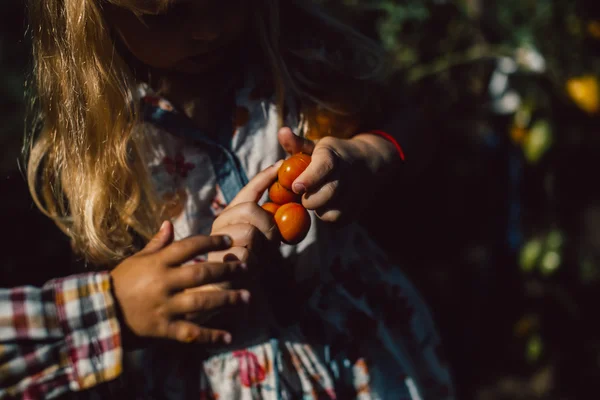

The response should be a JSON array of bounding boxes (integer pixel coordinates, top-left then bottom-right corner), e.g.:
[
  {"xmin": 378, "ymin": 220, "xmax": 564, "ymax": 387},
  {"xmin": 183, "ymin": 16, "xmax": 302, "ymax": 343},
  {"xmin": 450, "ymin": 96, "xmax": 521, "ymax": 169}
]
[{"xmin": 129, "ymin": 68, "xmax": 454, "ymax": 400}]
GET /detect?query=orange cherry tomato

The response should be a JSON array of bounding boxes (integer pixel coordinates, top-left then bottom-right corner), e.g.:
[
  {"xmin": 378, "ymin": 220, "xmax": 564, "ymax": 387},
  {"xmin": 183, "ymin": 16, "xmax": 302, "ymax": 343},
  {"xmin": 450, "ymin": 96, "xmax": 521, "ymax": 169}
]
[
  {"xmin": 261, "ymin": 202, "xmax": 281, "ymax": 216},
  {"xmin": 278, "ymin": 153, "xmax": 311, "ymax": 190},
  {"xmin": 274, "ymin": 203, "xmax": 311, "ymax": 245},
  {"xmin": 268, "ymin": 181, "xmax": 299, "ymax": 205}
]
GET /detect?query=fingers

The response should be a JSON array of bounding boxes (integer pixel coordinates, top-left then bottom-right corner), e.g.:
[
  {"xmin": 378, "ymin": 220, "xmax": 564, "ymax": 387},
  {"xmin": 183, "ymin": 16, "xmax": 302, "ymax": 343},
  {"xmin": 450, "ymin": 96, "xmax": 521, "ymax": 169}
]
[
  {"xmin": 160, "ymin": 234, "xmax": 233, "ymax": 265},
  {"xmin": 212, "ymin": 203, "xmax": 279, "ymax": 242},
  {"xmin": 226, "ymin": 161, "xmax": 283, "ymax": 208},
  {"xmin": 208, "ymin": 246, "xmax": 255, "ymax": 265},
  {"xmin": 211, "ymin": 223, "xmax": 270, "ymax": 258},
  {"xmin": 301, "ymin": 179, "xmax": 340, "ymax": 210},
  {"xmin": 164, "ymin": 320, "xmax": 232, "ymax": 345},
  {"xmin": 292, "ymin": 143, "xmax": 339, "ymax": 194},
  {"xmin": 138, "ymin": 221, "xmax": 174, "ymax": 255},
  {"xmin": 277, "ymin": 127, "xmax": 315, "ymax": 155},
  {"xmin": 315, "ymin": 207, "xmax": 343, "ymax": 223},
  {"xmin": 193, "ymin": 327, "xmax": 233, "ymax": 345},
  {"xmin": 167, "ymin": 288, "xmax": 250, "ymax": 316},
  {"xmin": 166, "ymin": 261, "xmax": 248, "ymax": 291}
]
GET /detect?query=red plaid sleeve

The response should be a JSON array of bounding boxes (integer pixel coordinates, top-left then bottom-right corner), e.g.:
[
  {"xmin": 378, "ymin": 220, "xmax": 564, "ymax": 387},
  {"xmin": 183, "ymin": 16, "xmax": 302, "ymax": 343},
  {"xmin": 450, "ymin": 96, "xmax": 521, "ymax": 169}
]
[{"xmin": 0, "ymin": 272, "xmax": 123, "ymax": 399}]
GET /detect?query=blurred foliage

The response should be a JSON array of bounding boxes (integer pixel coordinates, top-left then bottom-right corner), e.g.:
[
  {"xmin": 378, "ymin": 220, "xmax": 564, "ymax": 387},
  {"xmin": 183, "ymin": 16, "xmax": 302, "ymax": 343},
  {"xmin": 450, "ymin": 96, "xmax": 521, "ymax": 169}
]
[
  {"xmin": 2, "ymin": 0, "xmax": 600, "ymax": 399},
  {"xmin": 316, "ymin": 0, "xmax": 600, "ymax": 399}
]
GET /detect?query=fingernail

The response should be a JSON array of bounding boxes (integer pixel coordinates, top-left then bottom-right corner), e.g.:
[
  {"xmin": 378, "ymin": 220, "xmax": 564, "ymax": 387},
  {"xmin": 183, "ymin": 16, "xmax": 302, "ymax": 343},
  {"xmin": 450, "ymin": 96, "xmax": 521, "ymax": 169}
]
[
  {"xmin": 224, "ymin": 253, "xmax": 239, "ymax": 262},
  {"xmin": 223, "ymin": 253, "xmax": 240, "ymax": 262},
  {"xmin": 223, "ymin": 333, "xmax": 232, "ymax": 344},
  {"xmin": 274, "ymin": 159, "xmax": 284, "ymax": 168},
  {"xmin": 293, "ymin": 183, "xmax": 305, "ymax": 194},
  {"xmin": 223, "ymin": 235, "xmax": 233, "ymax": 247},
  {"xmin": 160, "ymin": 221, "xmax": 168, "ymax": 232},
  {"xmin": 240, "ymin": 290, "xmax": 251, "ymax": 304},
  {"xmin": 239, "ymin": 262, "xmax": 248, "ymax": 270}
]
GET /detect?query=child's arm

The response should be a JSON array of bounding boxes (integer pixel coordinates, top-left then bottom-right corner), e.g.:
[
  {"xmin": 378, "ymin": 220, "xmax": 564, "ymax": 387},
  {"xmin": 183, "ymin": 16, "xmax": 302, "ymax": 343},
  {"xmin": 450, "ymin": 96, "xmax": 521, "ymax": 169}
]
[
  {"xmin": 0, "ymin": 272, "xmax": 122, "ymax": 399},
  {"xmin": 359, "ymin": 102, "xmax": 434, "ymax": 181},
  {"xmin": 278, "ymin": 103, "xmax": 432, "ymax": 223},
  {"xmin": 0, "ymin": 224, "xmax": 249, "ymax": 399}
]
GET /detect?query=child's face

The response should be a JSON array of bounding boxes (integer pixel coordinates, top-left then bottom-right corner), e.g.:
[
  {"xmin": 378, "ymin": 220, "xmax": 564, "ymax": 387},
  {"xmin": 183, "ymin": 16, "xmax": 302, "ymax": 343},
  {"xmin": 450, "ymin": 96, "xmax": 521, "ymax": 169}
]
[{"xmin": 105, "ymin": 0, "xmax": 250, "ymax": 74}]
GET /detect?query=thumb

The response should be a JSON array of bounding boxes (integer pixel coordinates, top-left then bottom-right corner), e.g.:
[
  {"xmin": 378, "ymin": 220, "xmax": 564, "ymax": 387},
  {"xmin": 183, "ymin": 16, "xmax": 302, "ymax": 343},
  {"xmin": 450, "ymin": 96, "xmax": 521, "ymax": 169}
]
[
  {"xmin": 139, "ymin": 221, "xmax": 174, "ymax": 255},
  {"xmin": 278, "ymin": 127, "xmax": 315, "ymax": 155}
]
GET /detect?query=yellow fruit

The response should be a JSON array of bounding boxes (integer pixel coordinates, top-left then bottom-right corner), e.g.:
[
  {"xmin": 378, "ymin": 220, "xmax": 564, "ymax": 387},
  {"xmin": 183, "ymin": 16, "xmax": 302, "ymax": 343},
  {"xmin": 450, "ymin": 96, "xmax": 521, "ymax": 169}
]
[{"xmin": 566, "ymin": 75, "xmax": 599, "ymax": 114}]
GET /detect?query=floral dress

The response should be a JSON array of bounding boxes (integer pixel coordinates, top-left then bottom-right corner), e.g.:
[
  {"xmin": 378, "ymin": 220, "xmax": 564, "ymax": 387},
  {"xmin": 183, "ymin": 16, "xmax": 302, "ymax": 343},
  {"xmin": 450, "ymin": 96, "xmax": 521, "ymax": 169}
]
[
  {"xmin": 0, "ymin": 57, "xmax": 453, "ymax": 400},
  {"xmin": 127, "ymin": 68, "xmax": 455, "ymax": 400}
]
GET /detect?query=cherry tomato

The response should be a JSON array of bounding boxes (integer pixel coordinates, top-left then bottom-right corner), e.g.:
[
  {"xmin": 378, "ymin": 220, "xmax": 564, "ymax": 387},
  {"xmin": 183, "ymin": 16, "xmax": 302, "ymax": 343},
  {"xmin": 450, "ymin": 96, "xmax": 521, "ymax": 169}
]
[
  {"xmin": 261, "ymin": 202, "xmax": 281, "ymax": 216},
  {"xmin": 278, "ymin": 153, "xmax": 311, "ymax": 190},
  {"xmin": 268, "ymin": 181, "xmax": 299, "ymax": 205},
  {"xmin": 274, "ymin": 203, "xmax": 311, "ymax": 245}
]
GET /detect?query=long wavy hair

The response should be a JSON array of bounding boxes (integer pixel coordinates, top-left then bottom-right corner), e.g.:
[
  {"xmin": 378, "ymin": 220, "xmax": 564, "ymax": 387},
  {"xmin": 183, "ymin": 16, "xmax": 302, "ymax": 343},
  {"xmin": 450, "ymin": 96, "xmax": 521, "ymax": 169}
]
[{"xmin": 24, "ymin": 0, "xmax": 390, "ymax": 266}]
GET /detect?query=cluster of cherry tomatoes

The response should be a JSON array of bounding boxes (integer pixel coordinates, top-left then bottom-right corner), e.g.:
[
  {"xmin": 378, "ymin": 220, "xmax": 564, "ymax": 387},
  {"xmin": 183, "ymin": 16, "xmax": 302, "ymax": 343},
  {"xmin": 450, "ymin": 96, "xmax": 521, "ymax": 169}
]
[{"xmin": 262, "ymin": 153, "xmax": 312, "ymax": 245}]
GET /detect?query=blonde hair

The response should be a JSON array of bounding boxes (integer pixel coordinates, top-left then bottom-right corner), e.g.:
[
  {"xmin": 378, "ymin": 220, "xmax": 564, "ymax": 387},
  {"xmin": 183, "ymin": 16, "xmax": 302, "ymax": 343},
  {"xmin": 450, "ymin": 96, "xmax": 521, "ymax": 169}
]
[{"xmin": 24, "ymin": 0, "xmax": 390, "ymax": 266}]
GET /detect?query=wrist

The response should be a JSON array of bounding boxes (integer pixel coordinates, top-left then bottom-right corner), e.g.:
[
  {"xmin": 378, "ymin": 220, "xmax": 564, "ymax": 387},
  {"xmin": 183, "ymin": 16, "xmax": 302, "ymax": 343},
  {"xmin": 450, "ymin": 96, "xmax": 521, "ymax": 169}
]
[
  {"xmin": 109, "ymin": 273, "xmax": 145, "ymax": 350},
  {"xmin": 351, "ymin": 132, "xmax": 404, "ymax": 175}
]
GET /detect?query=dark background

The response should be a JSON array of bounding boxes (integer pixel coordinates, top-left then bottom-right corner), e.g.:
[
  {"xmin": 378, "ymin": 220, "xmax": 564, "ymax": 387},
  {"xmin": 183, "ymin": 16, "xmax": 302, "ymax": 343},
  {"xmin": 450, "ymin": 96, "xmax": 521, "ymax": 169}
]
[{"xmin": 2, "ymin": 1, "xmax": 600, "ymax": 399}]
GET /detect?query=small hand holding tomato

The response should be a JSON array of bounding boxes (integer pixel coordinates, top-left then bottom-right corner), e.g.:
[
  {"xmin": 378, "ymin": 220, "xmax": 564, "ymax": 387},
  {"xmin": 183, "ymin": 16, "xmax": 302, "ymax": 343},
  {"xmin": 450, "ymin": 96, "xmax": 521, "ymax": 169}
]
[
  {"xmin": 277, "ymin": 126, "xmax": 402, "ymax": 222},
  {"xmin": 262, "ymin": 153, "xmax": 312, "ymax": 245},
  {"xmin": 208, "ymin": 162, "xmax": 284, "ymax": 267}
]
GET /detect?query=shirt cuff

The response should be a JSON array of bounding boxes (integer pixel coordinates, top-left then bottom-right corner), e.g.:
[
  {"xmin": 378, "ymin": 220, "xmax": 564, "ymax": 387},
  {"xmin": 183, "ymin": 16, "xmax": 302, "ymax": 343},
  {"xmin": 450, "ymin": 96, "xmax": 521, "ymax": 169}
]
[
  {"xmin": 51, "ymin": 272, "xmax": 123, "ymax": 391},
  {"xmin": 367, "ymin": 130, "xmax": 406, "ymax": 162}
]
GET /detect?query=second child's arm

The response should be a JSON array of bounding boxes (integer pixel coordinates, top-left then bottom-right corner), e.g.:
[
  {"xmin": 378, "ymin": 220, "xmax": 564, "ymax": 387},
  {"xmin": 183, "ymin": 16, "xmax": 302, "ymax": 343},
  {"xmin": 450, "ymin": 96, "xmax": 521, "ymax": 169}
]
[{"xmin": 1, "ymin": 223, "xmax": 250, "ymax": 399}]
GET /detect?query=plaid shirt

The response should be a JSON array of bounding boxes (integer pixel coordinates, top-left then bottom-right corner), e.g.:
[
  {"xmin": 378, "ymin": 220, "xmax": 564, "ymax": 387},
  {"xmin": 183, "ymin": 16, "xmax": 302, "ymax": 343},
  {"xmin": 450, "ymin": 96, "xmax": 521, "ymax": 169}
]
[{"xmin": 0, "ymin": 272, "xmax": 122, "ymax": 399}]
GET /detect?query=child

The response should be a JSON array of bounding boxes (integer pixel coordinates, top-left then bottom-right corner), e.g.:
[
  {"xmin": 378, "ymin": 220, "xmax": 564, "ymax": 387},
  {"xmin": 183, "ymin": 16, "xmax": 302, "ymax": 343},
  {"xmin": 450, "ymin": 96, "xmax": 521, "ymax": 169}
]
[{"xmin": 1, "ymin": 0, "xmax": 454, "ymax": 399}]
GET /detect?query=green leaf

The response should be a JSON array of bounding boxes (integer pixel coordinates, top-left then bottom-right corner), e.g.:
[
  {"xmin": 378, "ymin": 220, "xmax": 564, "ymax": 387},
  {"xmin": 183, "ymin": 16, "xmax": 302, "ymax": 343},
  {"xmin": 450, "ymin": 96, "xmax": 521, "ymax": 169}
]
[
  {"xmin": 539, "ymin": 250, "xmax": 561, "ymax": 276},
  {"xmin": 526, "ymin": 334, "xmax": 543, "ymax": 363},
  {"xmin": 523, "ymin": 119, "xmax": 553, "ymax": 164},
  {"xmin": 520, "ymin": 238, "xmax": 543, "ymax": 273}
]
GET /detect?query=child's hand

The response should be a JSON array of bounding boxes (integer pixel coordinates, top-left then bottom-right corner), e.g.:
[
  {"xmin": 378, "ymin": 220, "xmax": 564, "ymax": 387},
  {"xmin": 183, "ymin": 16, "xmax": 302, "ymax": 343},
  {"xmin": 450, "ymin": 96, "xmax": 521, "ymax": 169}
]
[
  {"xmin": 208, "ymin": 161, "xmax": 283, "ymax": 264},
  {"xmin": 278, "ymin": 127, "xmax": 401, "ymax": 222},
  {"xmin": 110, "ymin": 221, "xmax": 250, "ymax": 346}
]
